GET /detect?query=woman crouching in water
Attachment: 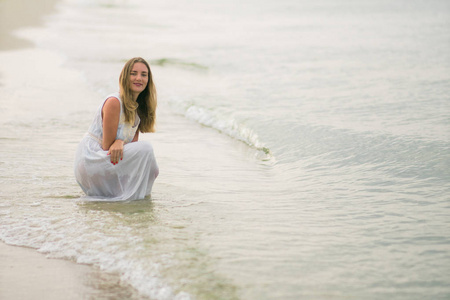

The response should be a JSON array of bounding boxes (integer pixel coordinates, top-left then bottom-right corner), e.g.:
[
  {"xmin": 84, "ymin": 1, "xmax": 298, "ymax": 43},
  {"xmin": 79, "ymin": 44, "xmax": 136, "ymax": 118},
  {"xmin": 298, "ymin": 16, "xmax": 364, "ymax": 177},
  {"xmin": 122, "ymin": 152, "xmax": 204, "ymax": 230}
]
[{"xmin": 74, "ymin": 57, "xmax": 159, "ymax": 201}]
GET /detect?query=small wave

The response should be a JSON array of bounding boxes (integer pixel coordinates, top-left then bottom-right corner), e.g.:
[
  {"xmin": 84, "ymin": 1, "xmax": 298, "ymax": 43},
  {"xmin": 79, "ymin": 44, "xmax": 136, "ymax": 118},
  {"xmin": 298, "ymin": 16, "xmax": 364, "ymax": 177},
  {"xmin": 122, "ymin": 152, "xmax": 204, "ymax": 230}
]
[
  {"xmin": 89, "ymin": 58, "xmax": 207, "ymax": 71},
  {"xmin": 180, "ymin": 103, "xmax": 274, "ymax": 162},
  {"xmin": 150, "ymin": 58, "xmax": 208, "ymax": 71}
]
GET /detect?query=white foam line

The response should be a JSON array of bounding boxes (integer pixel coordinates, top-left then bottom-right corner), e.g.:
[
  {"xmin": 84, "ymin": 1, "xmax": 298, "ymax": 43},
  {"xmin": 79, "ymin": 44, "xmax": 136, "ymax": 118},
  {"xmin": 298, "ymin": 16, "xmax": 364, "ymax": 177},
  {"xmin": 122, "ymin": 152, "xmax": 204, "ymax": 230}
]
[{"xmin": 182, "ymin": 104, "xmax": 274, "ymax": 161}]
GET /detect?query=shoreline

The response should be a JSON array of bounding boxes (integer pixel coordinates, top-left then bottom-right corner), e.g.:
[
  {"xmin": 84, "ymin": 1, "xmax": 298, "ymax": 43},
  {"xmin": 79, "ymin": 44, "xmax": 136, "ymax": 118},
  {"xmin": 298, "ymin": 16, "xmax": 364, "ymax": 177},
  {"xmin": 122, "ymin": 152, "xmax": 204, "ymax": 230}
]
[
  {"xmin": 0, "ymin": 242, "xmax": 97, "ymax": 299},
  {"xmin": 0, "ymin": 242, "xmax": 143, "ymax": 299}
]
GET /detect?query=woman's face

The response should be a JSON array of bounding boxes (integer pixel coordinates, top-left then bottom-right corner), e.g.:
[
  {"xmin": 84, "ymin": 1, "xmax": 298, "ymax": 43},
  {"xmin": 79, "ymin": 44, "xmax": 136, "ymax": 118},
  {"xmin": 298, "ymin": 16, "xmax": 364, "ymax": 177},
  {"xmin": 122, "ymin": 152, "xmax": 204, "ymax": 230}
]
[{"xmin": 129, "ymin": 62, "xmax": 149, "ymax": 97}]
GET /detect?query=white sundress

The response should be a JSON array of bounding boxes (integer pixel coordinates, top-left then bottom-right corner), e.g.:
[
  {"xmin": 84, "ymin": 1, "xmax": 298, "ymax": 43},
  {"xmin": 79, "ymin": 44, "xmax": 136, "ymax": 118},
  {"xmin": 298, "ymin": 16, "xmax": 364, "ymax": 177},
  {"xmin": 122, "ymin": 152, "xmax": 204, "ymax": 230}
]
[{"xmin": 74, "ymin": 93, "xmax": 159, "ymax": 201}]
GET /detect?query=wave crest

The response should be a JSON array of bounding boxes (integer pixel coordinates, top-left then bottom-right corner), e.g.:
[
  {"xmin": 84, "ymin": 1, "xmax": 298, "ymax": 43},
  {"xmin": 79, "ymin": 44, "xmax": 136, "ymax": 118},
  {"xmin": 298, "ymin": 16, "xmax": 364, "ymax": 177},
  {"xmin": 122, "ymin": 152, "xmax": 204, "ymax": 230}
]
[{"xmin": 182, "ymin": 104, "xmax": 274, "ymax": 161}]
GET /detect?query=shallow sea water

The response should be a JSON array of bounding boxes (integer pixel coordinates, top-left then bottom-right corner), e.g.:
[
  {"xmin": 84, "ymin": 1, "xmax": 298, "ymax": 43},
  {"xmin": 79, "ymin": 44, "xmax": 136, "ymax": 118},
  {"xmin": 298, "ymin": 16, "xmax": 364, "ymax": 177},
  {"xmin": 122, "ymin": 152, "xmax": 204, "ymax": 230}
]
[{"xmin": 1, "ymin": 0, "xmax": 450, "ymax": 299}]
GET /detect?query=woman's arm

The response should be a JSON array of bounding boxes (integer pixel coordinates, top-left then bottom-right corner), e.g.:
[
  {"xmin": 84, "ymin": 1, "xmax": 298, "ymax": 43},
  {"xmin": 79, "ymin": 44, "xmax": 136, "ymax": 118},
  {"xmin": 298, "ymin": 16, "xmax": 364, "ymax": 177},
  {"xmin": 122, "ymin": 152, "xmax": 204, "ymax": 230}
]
[
  {"xmin": 102, "ymin": 97, "xmax": 123, "ymax": 164},
  {"xmin": 132, "ymin": 130, "xmax": 139, "ymax": 142}
]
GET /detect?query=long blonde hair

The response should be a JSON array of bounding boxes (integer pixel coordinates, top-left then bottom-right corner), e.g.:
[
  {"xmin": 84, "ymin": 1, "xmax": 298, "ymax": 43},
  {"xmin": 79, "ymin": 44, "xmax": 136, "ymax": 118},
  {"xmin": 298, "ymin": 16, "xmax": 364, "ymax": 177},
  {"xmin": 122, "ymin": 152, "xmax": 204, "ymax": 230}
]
[{"xmin": 119, "ymin": 57, "xmax": 157, "ymax": 133}]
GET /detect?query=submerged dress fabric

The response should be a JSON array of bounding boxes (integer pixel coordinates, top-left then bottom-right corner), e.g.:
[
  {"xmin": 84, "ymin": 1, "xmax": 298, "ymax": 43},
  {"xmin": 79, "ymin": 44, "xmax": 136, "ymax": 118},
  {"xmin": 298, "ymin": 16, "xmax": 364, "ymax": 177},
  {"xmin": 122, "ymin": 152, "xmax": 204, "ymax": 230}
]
[{"xmin": 74, "ymin": 93, "xmax": 159, "ymax": 201}]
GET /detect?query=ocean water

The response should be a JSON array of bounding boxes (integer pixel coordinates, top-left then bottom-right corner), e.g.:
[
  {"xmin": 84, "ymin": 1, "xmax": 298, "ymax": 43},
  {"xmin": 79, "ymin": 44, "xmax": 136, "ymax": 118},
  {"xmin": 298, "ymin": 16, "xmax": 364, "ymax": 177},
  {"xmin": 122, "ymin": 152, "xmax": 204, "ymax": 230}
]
[{"xmin": 1, "ymin": 0, "xmax": 449, "ymax": 299}]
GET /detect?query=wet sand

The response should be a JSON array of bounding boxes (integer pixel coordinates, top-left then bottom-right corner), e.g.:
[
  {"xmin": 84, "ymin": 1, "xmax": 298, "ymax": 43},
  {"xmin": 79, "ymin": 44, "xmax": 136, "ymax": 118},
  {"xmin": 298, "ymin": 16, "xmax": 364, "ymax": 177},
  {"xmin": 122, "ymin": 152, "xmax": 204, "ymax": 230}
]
[
  {"xmin": 0, "ymin": 242, "xmax": 97, "ymax": 299},
  {"xmin": 0, "ymin": 242, "xmax": 144, "ymax": 299},
  {"xmin": 0, "ymin": 0, "xmax": 58, "ymax": 50}
]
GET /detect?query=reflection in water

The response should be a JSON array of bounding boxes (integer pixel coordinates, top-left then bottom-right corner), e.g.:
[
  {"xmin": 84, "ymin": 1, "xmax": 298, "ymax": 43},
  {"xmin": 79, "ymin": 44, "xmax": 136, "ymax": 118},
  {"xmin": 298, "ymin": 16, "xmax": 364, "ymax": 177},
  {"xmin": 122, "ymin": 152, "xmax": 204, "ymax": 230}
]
[
  {"xmin": 78, "ymin": 198, "xmax": 156, "ymax": 217},
  {"xmin": 83, "ymin": 266, "xmax": 147, "ymax": 300}
]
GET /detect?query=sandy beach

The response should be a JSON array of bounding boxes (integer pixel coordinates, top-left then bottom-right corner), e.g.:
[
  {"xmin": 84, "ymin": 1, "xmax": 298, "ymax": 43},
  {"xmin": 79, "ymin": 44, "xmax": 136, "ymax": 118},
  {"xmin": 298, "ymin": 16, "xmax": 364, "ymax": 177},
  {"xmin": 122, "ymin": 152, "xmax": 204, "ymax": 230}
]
[
  {"xmin": 0, "ymin": 242, "xmax": 96, "ymax": 299},
  {"xmin": 0, "ymin": 242, "xmax": 144, "ymax": 299},
  {"xmin": 0, "ymin": 0, "xmax": 57, "ymax": 50}
]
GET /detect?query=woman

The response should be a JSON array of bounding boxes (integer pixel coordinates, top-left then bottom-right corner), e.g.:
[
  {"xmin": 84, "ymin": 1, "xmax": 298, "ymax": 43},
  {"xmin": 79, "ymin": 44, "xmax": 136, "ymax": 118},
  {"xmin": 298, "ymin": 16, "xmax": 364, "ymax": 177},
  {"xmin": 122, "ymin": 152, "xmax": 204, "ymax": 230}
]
[{"xmin": 74, "ymin": 57, "xmax": 159, "ymax": 201}]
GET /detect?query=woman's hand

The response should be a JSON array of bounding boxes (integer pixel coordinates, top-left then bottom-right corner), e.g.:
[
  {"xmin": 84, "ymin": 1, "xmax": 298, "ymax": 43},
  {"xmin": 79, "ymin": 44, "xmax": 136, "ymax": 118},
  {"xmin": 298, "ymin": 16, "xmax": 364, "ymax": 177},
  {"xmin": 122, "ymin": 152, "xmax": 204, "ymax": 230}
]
[{"xmin": 107, "ymin": 139, "xmax": 124, "ymax": 165}]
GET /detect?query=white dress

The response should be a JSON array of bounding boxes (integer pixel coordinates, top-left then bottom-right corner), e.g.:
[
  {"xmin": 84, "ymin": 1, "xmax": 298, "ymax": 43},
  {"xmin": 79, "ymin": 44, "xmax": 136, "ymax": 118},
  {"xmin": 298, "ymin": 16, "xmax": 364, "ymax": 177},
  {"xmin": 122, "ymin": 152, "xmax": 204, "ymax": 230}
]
[{"xmin": 74, "ymin": 93, "xmax": 159, "ymax": 201}]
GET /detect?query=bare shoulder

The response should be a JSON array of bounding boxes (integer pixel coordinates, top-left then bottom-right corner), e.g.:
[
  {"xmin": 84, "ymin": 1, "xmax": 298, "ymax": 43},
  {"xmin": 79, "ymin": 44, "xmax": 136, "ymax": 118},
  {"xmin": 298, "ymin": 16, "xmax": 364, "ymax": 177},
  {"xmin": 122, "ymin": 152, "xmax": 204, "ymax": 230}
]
[{"xmin": 103, "ymin": 97, "xmax": 121, "ymax": 112}]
